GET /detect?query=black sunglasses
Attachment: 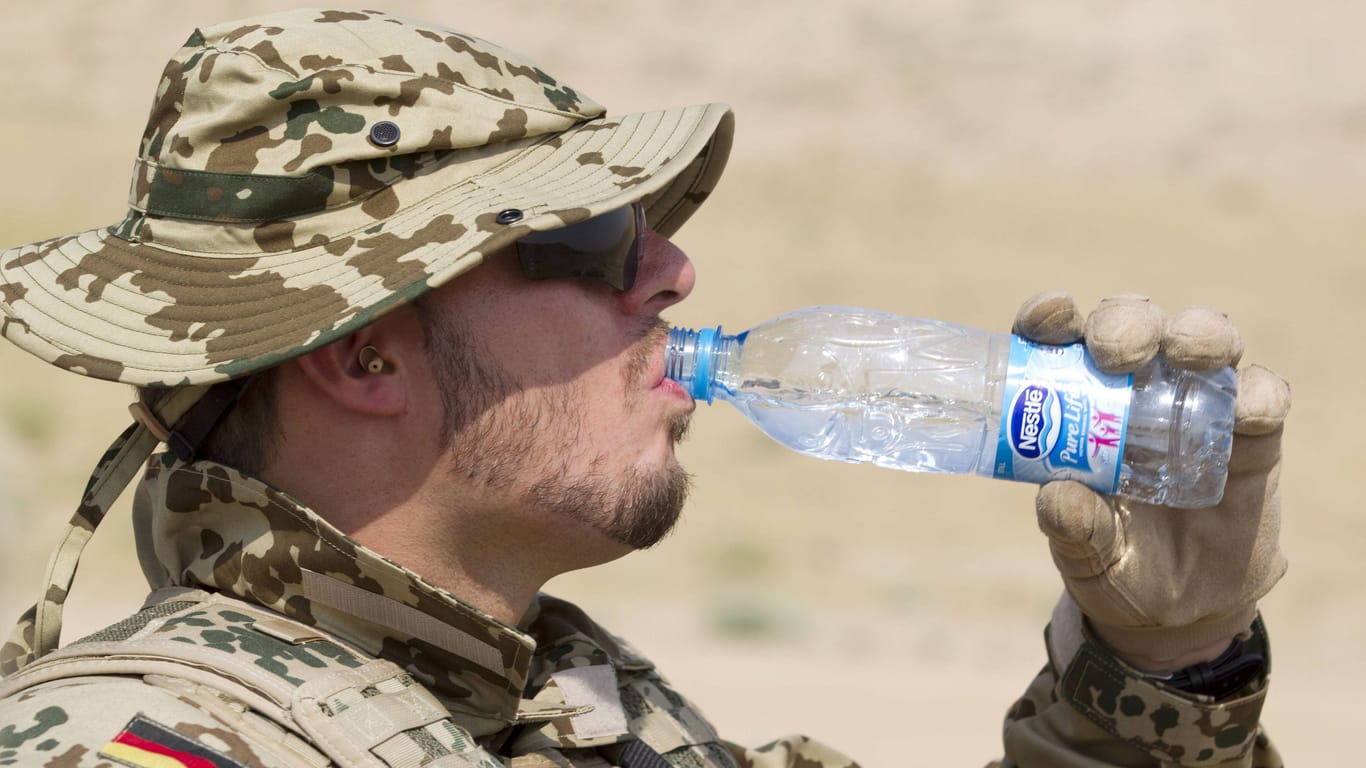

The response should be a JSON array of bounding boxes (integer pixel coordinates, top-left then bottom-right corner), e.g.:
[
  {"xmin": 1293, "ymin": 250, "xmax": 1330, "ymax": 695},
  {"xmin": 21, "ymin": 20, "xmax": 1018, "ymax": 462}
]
[{"xmin": 516, "ymin": 203, "xmax": 646, "ymax": 291}]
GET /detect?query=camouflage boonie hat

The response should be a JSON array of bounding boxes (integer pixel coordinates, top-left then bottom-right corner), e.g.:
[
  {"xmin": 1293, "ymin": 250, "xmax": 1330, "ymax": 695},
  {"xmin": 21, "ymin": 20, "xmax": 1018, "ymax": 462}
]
[{"xmin": 0, "ymin": 8, "xmax": 733, "ymax": 386}]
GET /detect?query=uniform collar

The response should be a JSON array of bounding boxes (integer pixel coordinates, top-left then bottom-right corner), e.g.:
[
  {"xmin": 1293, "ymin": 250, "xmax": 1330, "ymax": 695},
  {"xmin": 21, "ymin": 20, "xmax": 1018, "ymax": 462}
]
[{"xmin": 132, "ymin": 453, "xmax": 543, "ymax": 737}]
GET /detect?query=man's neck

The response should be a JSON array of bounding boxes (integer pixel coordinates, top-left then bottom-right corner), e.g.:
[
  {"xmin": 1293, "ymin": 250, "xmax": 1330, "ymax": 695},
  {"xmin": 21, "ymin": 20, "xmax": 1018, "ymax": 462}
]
[{"xmin": 347, "ymin": 514, "xmax": 547, "ymax": 626}]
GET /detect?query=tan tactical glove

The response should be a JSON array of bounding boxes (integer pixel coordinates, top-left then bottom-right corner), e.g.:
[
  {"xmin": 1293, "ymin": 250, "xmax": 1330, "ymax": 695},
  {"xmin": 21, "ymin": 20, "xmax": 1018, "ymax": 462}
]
[{"xmin": 1013, "ymin": 292, "xmax": 1290, "ymax": 672}]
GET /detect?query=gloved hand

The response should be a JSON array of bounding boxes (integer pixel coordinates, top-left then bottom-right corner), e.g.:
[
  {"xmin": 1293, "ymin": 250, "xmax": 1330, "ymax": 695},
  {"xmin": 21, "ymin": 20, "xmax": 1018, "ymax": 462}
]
[{"xmin": 1013, "ymin": 292, "xmax": 1290, "ymax": 672}]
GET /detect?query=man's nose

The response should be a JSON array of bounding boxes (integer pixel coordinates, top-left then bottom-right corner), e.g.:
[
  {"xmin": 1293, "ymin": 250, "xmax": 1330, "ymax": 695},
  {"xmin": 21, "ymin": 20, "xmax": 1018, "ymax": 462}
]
[{"xmin": 616, "ymin": 229, "xmax": 695, "ymax": 316}]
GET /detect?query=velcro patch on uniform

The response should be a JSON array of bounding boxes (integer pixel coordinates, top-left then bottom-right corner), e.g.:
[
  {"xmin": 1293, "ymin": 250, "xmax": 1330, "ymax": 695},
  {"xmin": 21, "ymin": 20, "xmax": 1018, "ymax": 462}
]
[
  {"xmin": 551, "ymin": 665, "xmax": 630, "ymax": 739},
  {"xmin": 98, "ymin": 715, "xmax": 247, "ymax": 768}
]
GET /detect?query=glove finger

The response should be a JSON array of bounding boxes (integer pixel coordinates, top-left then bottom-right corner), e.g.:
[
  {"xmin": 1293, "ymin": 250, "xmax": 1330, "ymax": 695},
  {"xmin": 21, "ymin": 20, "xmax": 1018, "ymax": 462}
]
[
  {"xmin": 1084, "ymin": 295, "xmax": 1166, "ymax": 373},
  {"xmin": 1228, "ymin": 364, "xmax": 1292, "ymax": 475},
  {"xmin": 1234, "ymin": 364, "xmax": 1292, "ymax": 436},
  {"xmin": 1161, "ymin": 307, "xmax": 1245, "ymax": 371},
  {"xmin": 1036, "ymin": 481, "xmax": 1124, "ymax": 579},
  {"xmin": 1012, "ymin": 291, "xmax": 1085, "ymax": 345}
]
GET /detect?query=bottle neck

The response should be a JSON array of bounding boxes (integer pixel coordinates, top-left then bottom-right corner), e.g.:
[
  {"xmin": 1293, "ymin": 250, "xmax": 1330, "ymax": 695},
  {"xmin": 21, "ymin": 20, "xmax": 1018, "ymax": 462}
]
[{"xmin": 665, "ymin": 325, "xmax": 738, "ymax": 403}]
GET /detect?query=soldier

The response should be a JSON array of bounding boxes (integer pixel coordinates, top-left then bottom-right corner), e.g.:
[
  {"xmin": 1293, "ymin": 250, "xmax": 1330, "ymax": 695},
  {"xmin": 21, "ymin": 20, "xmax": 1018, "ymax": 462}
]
[{"xmin": 0, "ymin": 9, "xmax": 1289, "ymax": 767}]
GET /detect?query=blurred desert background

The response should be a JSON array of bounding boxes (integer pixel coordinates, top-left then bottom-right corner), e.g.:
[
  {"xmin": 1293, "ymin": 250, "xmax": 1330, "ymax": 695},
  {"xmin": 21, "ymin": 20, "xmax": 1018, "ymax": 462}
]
[{"xmin": 1, "ymin": 1, "xmax": 1362, "ymax": 764}]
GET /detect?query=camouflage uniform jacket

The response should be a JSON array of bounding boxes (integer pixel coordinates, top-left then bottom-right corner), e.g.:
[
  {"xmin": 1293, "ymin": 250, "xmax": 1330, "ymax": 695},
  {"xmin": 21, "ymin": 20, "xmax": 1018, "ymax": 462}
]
[{"xmin": 0, "ymin": 455, "xmax": 1279, "ymax": 767}]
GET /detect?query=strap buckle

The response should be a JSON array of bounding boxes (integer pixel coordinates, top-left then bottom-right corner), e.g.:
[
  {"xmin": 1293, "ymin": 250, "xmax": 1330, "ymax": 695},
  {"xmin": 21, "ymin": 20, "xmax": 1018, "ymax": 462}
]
[{"xmin": 1146, "ymin": 638, "xmax": 1266, "ymax": 699}]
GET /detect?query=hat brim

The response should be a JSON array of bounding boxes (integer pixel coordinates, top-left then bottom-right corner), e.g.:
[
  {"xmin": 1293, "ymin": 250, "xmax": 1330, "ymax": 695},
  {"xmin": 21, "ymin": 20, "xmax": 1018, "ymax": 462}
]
[{"xmin": 0, "ymin": 103, "xmax": 733, "ymax": 386}]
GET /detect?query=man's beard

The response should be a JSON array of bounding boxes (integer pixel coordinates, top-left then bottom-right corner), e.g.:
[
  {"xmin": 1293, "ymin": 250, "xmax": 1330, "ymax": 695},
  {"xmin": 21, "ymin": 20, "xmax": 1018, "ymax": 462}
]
[
  {"xmin": 420, "ymin": 303, "xmax": 691, "ymax": 550},
  {"xmin": 527, "ymin": 421, "xmax": 691, "ymax": 550}
]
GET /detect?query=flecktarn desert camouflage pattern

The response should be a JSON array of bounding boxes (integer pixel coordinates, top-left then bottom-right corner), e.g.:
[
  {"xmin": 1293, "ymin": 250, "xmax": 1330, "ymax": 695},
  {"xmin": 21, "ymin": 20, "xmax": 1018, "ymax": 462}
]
[
  {"xmin": 0, "ymin": 454, "xmax": 862, "ymax": 767},
  {"xmin": 0, "ymin": 452, "xmax": 1281, "ymax": 767},
  {"xmin": 0, "ymin": 593, "xmax": 509, "ymax": 768},
  {"xmin": 994, "ymin": 615, "xmax": 1283, "ymax": 768},
  {"xmin": 0, "ymin": 8, "xmax": 732, "ymax": 386},
  {"xmin": 1055, "ymin": 629, "xmax": 1270, "ymax": 764}
]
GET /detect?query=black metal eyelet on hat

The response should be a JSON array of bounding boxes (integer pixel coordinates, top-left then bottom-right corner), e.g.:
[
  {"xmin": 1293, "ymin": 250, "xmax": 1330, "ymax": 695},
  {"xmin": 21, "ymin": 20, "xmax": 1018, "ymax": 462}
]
[
  {"xmin": 368, "ymin": 121, "xmax": 401, "ymax": 147},
  {"xmin": 496, "ymin": 208, "xmax": 524, "ymax": 224}
]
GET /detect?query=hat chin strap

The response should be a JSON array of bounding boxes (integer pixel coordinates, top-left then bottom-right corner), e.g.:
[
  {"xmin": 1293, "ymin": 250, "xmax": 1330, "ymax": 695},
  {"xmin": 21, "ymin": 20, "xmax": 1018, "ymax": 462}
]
[{"xmin": 0, "ymin": 385, "xmax": 214, "ymax": 676}]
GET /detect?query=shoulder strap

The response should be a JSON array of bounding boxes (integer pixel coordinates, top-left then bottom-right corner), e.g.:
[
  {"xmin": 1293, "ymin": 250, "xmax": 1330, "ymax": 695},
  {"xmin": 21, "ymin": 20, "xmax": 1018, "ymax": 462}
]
[{"xmin": 0, "ymin": 593, "xmax": 493, "ymax": 768}]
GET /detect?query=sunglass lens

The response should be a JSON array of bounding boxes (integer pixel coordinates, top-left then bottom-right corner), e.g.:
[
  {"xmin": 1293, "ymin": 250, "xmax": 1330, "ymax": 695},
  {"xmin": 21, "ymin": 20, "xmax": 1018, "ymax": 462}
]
[{"xmin": 516, "ymin": 204, "xmax": 643, "ymax": 291}]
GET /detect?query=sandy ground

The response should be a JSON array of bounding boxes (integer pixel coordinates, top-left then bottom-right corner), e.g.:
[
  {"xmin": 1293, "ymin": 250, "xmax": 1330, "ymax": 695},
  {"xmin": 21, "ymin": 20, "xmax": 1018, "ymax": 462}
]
[{"xmin": 2, "ymin": 2, "xmax": 1364, "ymax": 764}]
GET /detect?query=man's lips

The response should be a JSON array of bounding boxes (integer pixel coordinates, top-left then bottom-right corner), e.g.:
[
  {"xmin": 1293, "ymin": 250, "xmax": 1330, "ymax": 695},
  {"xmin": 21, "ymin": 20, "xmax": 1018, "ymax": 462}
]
[
  {"xmin": 649, "ymin": 337, "xmax": 694, "ymax": 403},
  {"xmin": 654, "ymin": 374, "xmax": 692, "ymax": 401}
]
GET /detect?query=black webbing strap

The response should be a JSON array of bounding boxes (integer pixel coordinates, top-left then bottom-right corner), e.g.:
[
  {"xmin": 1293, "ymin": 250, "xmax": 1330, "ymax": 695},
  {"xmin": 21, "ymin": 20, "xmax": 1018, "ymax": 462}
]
[
  {"xmin": 165, "ymin": 375, "xmax": 257, "ymax": 462},
  {"xmin": 605, "ymin": 740, "xmax": 673, "ymax": 768}
]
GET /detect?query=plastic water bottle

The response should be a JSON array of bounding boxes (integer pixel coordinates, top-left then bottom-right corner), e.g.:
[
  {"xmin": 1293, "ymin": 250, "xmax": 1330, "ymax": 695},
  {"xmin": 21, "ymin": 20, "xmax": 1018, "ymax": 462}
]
[{"xmin": 664, "ymin": 306, "xmax": 1237, "ymax": 508}]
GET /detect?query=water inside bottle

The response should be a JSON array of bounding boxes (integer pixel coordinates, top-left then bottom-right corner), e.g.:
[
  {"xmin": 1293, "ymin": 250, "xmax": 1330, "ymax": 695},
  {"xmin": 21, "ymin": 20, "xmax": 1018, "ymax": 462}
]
[{"xmin": 723, "ymin": 385, "xmax": 998, "ymax": 474}]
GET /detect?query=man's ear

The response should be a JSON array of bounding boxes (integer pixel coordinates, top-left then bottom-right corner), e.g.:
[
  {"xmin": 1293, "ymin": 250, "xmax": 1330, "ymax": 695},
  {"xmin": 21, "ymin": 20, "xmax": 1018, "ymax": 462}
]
[{"xmin": 292, "ymin": 327, "xmax": 410, "ymax": 417}]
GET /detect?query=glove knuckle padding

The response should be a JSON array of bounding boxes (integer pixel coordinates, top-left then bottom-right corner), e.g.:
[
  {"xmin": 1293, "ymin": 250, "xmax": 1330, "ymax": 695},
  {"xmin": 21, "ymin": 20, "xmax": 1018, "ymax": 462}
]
[
  {"xmin": 1162, "ymin": 307, "xmax": 1244, "ymax": 370},
  {"xmin": 1012, "ymin": 290, "xmax": 1085, "ymax": 345},
  {"xmin": 1083, "ymin": 296, "xmax": 1165, "ymax": 373}
]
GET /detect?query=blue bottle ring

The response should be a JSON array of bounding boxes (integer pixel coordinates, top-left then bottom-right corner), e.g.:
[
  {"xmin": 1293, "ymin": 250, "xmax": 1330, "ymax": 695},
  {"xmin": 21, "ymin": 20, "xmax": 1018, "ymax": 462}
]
[{"xmin": 691, "ymin": 326, "xmax": 719, "ymax": 403}]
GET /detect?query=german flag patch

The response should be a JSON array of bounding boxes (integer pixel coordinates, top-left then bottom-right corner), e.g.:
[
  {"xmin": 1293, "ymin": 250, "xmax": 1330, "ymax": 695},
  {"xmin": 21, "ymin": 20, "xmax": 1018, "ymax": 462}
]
[{"xmin": 98, "ymin": 715, "xmax": 247, "ymax": 768}]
